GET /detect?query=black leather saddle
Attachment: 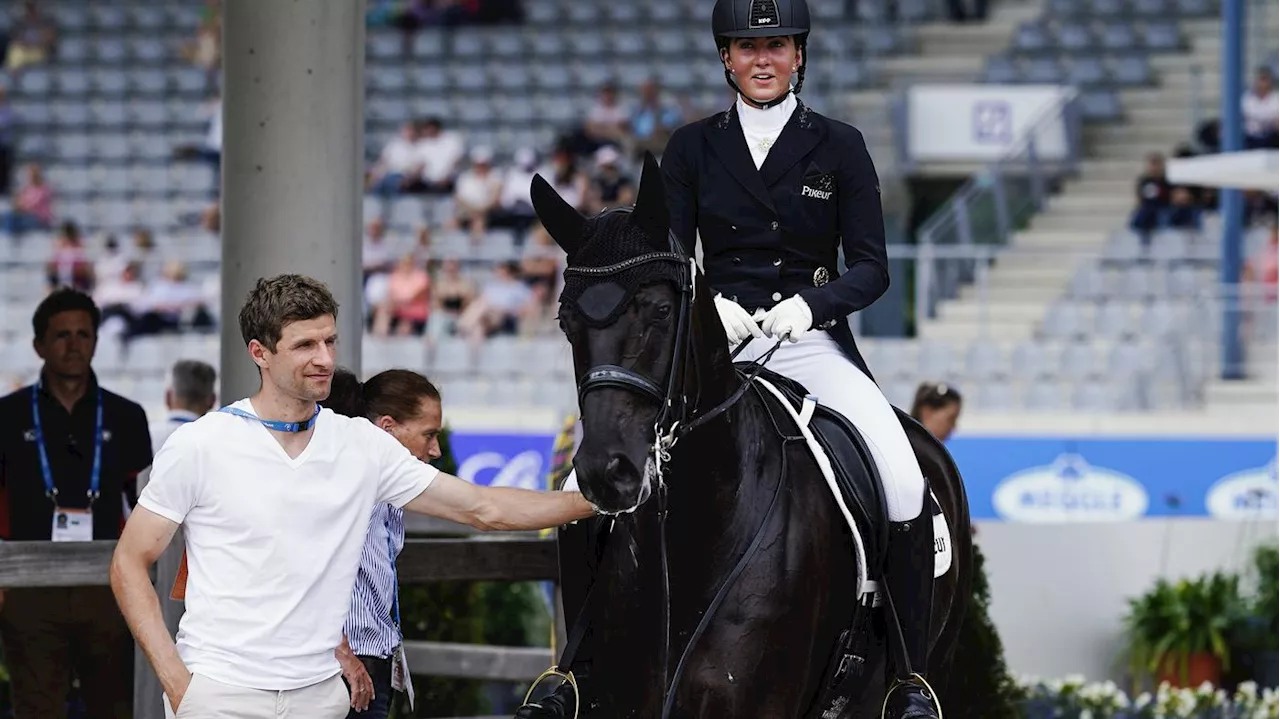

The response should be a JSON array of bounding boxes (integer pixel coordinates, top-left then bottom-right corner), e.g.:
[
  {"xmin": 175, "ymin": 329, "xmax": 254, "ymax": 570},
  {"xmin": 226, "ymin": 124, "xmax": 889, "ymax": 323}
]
[{"xmin": 736, "ymin": 363, "xmax": 891, "ymax": 573}]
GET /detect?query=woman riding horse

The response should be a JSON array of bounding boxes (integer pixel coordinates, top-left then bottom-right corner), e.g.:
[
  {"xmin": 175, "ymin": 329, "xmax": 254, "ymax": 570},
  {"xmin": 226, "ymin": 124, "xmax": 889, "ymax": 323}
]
[{"xmin": 659, "ymin": 1, "xmax": 941, "ymax": 716}]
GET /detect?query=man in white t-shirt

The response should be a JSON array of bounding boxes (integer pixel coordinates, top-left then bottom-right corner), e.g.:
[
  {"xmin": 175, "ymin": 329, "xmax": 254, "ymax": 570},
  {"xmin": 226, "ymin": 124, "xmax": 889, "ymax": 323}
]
[{"xmin": 109, "ymin": 274, "xmax": 596, "ymax": 719}]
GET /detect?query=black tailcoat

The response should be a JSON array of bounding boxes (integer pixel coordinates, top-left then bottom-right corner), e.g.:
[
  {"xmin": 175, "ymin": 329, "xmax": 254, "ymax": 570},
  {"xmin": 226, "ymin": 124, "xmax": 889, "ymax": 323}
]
[{"xmin": 659, "ymin": 98, "xmax": 890, "ymax": 382}]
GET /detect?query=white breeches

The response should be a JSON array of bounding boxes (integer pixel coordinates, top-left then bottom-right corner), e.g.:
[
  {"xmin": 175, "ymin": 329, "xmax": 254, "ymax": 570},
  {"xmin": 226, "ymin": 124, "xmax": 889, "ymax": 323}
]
[
  {"xmin": 734, "ymin": 331, "xmax": 926, "ymax": 522},
  {"xmin": 563, "ymin": 331, "xmax": 926, "ymax": 522}
]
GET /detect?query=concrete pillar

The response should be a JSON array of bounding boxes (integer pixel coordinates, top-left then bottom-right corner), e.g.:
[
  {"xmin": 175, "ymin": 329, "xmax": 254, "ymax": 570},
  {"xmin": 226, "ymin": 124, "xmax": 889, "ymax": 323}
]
[{"xmin": 219, "ymin": 0, "xmax": 367, "ymax": 403}]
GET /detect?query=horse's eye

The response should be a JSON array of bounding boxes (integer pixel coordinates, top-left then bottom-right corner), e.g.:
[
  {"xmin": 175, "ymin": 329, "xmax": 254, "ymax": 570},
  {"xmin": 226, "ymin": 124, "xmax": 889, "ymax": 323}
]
[{"xmin": 655, "ymin": 304, "xmax": 672, "ymax": 320}]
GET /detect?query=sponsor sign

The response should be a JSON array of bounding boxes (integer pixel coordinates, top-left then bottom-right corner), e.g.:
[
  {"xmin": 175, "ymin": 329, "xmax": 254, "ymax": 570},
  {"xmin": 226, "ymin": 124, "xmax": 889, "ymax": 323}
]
[{"xmin": 905, "ymin": 84, "xmax": 1074, "ymax": 163}]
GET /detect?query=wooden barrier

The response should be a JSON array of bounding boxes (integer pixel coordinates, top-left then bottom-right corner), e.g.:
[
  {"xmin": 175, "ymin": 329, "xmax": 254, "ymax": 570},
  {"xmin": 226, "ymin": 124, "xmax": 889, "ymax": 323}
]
[{"xmin": 0, "ymin": 538, "xmax": 562, "ymax": 719}]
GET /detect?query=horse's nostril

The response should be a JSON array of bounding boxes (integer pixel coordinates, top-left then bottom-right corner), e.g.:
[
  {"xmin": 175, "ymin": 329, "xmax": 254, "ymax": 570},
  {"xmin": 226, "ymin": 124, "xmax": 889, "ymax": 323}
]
[{"xmin": 606, "ymin": 457, "xmax": 621, "ymax": 474}]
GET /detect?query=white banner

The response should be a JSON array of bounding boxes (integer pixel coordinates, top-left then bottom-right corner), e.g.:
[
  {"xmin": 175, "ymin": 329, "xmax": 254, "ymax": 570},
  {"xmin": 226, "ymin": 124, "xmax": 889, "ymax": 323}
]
[{"xmin": 906, "ymin": 84, "xmax": 1074, "ymax": 163}]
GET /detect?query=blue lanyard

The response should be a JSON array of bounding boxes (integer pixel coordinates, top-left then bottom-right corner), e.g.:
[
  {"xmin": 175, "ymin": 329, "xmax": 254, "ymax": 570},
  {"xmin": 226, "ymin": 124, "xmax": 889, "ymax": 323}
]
[
  {"xmin": 31, "ymin": 384, "xmax": 103, "ymax": 506},
  {"xmin": 387, "ymin": 515, "xmax": 402, "ymax": 633},
  {"xmin": 216, "ymin": 404, "xmax": 320, "ymax": 432}
]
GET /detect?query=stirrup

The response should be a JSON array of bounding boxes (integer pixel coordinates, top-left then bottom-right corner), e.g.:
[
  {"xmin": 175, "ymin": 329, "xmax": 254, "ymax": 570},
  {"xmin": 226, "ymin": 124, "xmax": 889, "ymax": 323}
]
[
  {"xmin": 520, "ymin": 667, "xmax": 580, "ymax": 719},
  {"xmin": 880, "ymin": 672, "xmax": 943, "ymax": 719}
]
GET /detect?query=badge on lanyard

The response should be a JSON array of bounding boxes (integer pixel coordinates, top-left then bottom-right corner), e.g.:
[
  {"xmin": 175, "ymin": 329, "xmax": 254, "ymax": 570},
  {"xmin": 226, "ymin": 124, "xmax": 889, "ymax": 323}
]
[
  {"xmin": 32, "ymin": 384, "xmax": 103, "ymax": 542},
  {"xmin": 386, "ymin": 519, "xmax": 415, "ymax": 708}
]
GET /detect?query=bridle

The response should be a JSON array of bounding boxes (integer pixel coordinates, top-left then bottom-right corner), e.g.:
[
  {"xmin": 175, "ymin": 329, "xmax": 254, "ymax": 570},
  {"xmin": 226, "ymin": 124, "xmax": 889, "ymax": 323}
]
[{"xmin": 571, "ymin": 211, "xmax": 785, "ymax": 499}]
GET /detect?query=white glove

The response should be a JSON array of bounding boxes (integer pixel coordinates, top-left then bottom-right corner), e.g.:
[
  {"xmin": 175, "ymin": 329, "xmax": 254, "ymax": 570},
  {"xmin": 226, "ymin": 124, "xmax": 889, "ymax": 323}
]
[
  {"xmin": 761, "ymin": 295, "xmax": 814, "ymax": 343},
  {"xmin": 713, "ymin": 294, "xmax": 764, "ymax": 346}
]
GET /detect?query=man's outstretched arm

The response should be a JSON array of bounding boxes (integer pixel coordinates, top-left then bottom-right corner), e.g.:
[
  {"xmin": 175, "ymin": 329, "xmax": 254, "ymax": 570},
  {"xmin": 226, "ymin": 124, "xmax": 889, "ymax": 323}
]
[
  {"xmin": 402, "ymin": 473, "xmax": 596, "ymax": 531},
  {"xmin": 109, "ymin": 507, "xmax": 191, "ymax": 709}
]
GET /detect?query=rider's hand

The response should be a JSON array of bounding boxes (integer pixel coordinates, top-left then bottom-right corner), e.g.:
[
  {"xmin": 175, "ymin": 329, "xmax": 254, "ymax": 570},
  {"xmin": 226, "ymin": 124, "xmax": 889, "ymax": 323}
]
[
  {"xmin": 761, "ymin": 295, "xmax": 814, "ymax": 343},
  {"xmin": 713, "ymin": 294, "xmax": 764, "ymax": 346}
]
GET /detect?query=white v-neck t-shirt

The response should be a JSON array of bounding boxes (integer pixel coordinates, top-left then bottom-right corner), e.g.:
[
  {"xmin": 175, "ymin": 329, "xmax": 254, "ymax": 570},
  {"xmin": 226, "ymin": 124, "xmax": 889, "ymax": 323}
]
[{"xmin": 137, "ymin": 399, "xmax": 438, "ymax": 691}]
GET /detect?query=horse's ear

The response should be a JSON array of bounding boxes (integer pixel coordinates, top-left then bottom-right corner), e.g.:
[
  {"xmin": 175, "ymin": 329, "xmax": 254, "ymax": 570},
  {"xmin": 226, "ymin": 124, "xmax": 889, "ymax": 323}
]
[
  {"xmin": 630, "ymin": 151, "xmax": 670, "ymax": 249},
  {"xmin": 531, "ymin": 173, "xmax": 586, "ymax": 257}
]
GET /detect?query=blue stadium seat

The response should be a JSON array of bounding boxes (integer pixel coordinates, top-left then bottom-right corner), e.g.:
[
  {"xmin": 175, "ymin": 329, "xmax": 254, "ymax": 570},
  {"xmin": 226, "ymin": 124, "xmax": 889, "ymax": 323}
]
[
  {"xmin": 1099, "ymin": 21, "xmax": 1138, "ymax": 51},
  {"xmin": 1089, "ymin": 0, "xmax": 1130, "ymax": 17},
  {"xmin": 1057, "ymin": 22, "xmax": 1097, "ymax": 53},
  {"xmin": 1132, "ymin": 0, "xmax": 1172, "ymax": 15},
  {"xmin": 1142, "ymin": 20, "xmax": 1183, "ymax": 51},
  {"xmin": 1066, "ymin": 57, "xmax": 1108, "ymax": 86},
  {"xmin": 1111, "ymin": 55, "xmax": 1153, "ymax": 85},
  {"xmin": 1025, "ymin": 57, "xmax": 1065, "ymax": 83},
  {"xmin": 1078, "ymin": 90, "xmax": 1123, "ymax": 121},
  {"xmin": 1013, "ymin": 22, "xmax": 1054, "ymax": 54},
  {"xmin": 983, "ymin": 56, "xmax": 1020, "ymax": 84}
]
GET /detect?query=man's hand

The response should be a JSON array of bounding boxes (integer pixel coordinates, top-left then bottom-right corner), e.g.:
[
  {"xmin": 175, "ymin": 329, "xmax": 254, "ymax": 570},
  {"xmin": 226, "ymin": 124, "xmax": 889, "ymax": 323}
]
[
  {"xmin": 165, "ymin": 670, "xmax": 194, "ymax": 714},
  {"xmin": 337, "ymin": 637, "xmax": 374, "ymax": 711}
]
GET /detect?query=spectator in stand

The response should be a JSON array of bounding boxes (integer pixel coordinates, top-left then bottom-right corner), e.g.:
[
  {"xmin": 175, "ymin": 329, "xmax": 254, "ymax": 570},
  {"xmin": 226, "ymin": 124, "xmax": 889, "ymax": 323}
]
[
  {"xmin": 367, "ymin": 122, "xmax": 421, "ymax": 198},
  {"xmin": 3, "ymin": 0, "xmax": 57, "ymax": 73},
  {"xmin": 180, "ymin": 0, "xmax": 223, "ymax": 89},
  {"xmin": 1128, "ymin": 153, "xmax": 1169, "ymax": 238},
  {"xmin": 362, "ymin": 218, "xmax": 396, "ymax": 286},
  {"xmin": 371, "ymin": 253, "xmax": 431, "ymax": 337},
  {"xmin": 2, "ymin": 162, "xmax": 54, "ymax": 235},
  {"xmin": 574, "ymin": 83, "xmax": 629, "ymax": 157},
  {"xmin": 586, "ymin": 145, "xmax": 636, "ymax": 214},
  {"xmin": 1165, "ymin": 186, "xmax": 1202, "ymax": 230},
  {"xmin": 456, "ymin": 261, "xmax": 535, "ymax": 343},
  {"xmin": 447, "ymin": 147, "xmax": 504, "ymax": 241},
  {"xmin": 426, "ymin": 257, "xmax": 475, "ymax": 343},
  {"xmin": 1241, "ymin": 222, "xmax": 1279, "ymax": 341},
  {"xmin": 97, "ymin": 261, "xmax": 147, "ymax": 340},
  {"xmin": 491, "ymin": 147, "xmax": 540, "ymax": 233},
  {"xmin": 410, "ymin": 117, "xmax": 465, "ymax": 195},
  {"xmin": 538, "ymin": 144, "xmax": 589, "ymax": 213},
  {"xmin": 0, "ymin": 85, "xmax": 13, "ymax": 196},
  {"xmin": 629, "ymin": 79, "xmax": 685, "ymax": 159},
  {"xmin": 46, "ymin": 221, "xmax": 95, "ymax": 293},
  {"xmin": 519, "ymin": 223, "xmax": 562, "ymax": 302},
  {"xmin": 128, "ymin": 260, "xmax": 215, "ymax": 339},
  {"xmin": 131, "ymin": 227, "xmax": 158, "ymax": 263},
  {"xmin": 1243, "ymin": 67, "xmax": 1279, "ymax": 149}
]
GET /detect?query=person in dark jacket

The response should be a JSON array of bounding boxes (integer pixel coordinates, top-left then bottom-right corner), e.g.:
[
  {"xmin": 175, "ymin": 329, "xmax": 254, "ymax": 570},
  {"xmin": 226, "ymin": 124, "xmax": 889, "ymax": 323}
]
[{"xmin": 659, "ymin": 1, "xmax": 942, "ymax": 717}]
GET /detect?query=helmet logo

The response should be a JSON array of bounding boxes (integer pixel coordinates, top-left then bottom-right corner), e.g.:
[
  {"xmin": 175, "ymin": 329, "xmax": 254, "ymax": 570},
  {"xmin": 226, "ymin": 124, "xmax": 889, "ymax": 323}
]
[{"xmin": 749, "ymin": 0, "xmax": 781, "ymax": 27}]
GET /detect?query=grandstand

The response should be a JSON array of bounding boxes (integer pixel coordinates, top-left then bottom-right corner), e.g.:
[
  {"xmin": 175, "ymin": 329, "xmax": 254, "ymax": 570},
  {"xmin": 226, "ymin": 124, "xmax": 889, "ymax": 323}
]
[{"xmin": 0, "ymin": 0, "xmax": 1274, "ymax": 425}]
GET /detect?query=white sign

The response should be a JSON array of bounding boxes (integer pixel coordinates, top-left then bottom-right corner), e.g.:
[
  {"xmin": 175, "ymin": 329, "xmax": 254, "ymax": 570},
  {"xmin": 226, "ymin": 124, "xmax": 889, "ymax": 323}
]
[
  {"xmin": 906, "ymin": 84, "xmax": 1075, "ymax": 163},
  {"xmin": 1205, "ymin": 457, "xmax": 1279, "ymax": 520},
  {"xmin": 992, "ymin": 453, "xmax": 1149, "ymax": 523}
]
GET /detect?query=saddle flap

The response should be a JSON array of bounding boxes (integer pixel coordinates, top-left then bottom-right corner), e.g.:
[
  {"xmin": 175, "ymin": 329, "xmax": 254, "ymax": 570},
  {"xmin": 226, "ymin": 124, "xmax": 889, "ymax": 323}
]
[{"xmin": 735, "ymin": 363, "xmax": 891, "ymax": 571}]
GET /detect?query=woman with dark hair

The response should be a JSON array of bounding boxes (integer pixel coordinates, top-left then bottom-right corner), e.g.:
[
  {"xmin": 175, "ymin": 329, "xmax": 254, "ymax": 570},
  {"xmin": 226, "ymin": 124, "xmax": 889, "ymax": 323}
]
[
  {"xmin": 909, "ymin": 382, "xmax": 963, "ymax": 442},
  {"xmin": 321, "ymin": 367, "xmax": 445, "ymax": 719}
]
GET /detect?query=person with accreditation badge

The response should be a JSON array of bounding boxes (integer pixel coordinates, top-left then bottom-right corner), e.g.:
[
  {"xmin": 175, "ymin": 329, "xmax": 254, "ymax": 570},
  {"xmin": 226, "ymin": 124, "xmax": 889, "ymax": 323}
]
[
  {"xmin": 0, "ymin": 287, "xmax": 153, "ymax": 719},
  {"xmin": 109, "ymin": 274, "xmax": 599, "ymax": 719},
  {"xmin": 657, "ymin": 1, "xmax": 944, "ymax": 716}
]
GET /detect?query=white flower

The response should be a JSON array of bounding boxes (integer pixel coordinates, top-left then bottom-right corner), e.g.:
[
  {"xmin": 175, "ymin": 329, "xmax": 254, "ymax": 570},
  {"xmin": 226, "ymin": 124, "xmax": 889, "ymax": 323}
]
[
  {"xmin": 1135, "ymin": 692, "xmax": 1153, "ymax": 709},
  {"xmin": 1080, "ymin": 710, "xmax": 1093, "ymax": 719}
]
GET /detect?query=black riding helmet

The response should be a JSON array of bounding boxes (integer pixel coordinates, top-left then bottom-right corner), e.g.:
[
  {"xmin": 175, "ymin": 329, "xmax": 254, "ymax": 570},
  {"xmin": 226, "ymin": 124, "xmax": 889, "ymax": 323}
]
[{"xmin": 712, "ymin": 0, "xmax": 811, "ymax": 108}]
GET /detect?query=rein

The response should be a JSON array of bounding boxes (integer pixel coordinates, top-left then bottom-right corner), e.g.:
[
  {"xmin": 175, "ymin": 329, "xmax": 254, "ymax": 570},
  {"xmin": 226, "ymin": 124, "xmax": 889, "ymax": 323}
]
[{"xmin": 552, "ymin": 229, "xmax": 792, "ymax": 717}]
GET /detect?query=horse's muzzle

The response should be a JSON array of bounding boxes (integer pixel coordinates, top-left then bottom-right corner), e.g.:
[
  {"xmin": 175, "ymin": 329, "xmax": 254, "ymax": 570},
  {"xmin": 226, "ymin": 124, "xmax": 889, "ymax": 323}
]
[{"xmin": 575, "ymin": 450, "xmax": 649, "ymax": 515}]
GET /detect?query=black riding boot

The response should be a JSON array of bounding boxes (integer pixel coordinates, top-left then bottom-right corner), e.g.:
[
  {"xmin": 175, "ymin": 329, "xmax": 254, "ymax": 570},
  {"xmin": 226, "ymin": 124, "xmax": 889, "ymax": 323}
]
[
  {"xmin": 882, "ymin": 500, "xmax": 941, "ymax": 719},
  {"xmin": 514, "ymin": 680, "xmax": 577, "ymax": 719}
]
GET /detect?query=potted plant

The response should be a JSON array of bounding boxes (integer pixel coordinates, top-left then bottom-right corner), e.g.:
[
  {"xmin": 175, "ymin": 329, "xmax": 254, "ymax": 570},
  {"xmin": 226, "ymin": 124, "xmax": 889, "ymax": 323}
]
[
  {"xmin": 1228, "ymin": 543, "xmax": 1280, "ymax": 690},
  {"xmin": 1122, "ymin": 571, "xmax": 1248, "ymax": 691}
]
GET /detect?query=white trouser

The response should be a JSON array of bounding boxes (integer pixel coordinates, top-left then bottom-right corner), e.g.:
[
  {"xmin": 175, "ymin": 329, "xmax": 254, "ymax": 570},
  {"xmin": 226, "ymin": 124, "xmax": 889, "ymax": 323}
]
[
  {"xmin": 734, "ymin": 331, "xmax": 926, "ymax": 522},
  {"xmin": 563, "ymin": 331, "xmax": 926, "ymax": 522},
  {"xmin": 165, "ymin": 672, "xmax": 349, "ymax": 719}
]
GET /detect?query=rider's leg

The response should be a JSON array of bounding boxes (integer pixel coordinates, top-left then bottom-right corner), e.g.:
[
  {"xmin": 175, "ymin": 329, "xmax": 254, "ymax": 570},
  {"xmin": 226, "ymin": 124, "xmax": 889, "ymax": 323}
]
[{"xmin": 734, "ymin": 332, "xmax": 940, "ymax": 719}]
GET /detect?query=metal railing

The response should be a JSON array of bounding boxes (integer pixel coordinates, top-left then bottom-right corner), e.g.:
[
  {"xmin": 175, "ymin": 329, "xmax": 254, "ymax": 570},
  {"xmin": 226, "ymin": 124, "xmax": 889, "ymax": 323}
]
[{"xmin": 906, "ymin": 89, "xmax": 1084, "ymax": 333}]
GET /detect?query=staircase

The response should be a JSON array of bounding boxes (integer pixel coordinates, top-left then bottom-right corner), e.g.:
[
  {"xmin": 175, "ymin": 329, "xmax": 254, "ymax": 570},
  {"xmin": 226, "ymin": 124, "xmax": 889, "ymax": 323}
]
[{"xmin": 912, "ymin": 17, "xmax": 1225, "ymax": 343}]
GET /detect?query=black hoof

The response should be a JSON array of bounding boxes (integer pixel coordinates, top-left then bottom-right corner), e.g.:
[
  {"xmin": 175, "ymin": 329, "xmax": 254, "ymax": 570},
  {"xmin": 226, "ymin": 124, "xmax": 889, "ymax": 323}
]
[{"xmin": 884, "ymin": 679, "xmax": 940, "ymax": 719}]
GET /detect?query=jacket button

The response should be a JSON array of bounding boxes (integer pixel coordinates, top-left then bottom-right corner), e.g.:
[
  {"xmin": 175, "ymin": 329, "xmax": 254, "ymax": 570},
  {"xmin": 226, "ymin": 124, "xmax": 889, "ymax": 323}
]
[
  {"xmin": 731, "ymin": 256, "xmax": 742, "ymax": 265},
  {"xmin": 772, "ymin": 258, "xmax": 782, "ymax": 266},
  {"xmin": 770, "ymin": 221, "xmax": 779, "ymax": 231},
  {"xmin": 771, "ymin": 292, "xmax": 783, "ymax": 301}
]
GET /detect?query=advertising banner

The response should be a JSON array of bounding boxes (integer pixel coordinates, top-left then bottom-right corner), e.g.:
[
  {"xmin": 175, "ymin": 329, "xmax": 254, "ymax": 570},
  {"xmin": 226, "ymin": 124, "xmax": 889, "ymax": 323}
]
[
  {"xmin": 906, "ymin": 84, "xmax": 1074, "ymax": 163},
  {"xmin": 947, "ymin": 436, "xmax": 1278, "ymax": 523},
  {"xmin": 450, "ymin": 431, "xmax": 558, "ymax": 491}
]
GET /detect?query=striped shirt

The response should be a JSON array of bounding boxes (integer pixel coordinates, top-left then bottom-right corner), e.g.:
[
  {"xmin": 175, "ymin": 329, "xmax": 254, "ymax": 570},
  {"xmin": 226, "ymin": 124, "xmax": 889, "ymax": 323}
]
[{"xmin": 343, "ymin": 502, "xmax": 405, "ymax": 658}]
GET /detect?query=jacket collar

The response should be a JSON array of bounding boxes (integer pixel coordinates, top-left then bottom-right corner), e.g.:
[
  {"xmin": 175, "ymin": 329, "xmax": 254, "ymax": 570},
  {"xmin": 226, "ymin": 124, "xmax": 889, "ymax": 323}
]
[{"xmin": 704, "ymin": 97, "xmax": 823, "ymax": 212}]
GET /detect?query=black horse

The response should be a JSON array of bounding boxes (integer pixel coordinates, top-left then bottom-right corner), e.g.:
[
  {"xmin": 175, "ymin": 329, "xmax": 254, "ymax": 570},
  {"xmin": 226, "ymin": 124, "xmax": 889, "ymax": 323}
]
[{"xmin": 519, "ymin": 153, "xmax": 972, "ymax": 718}]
